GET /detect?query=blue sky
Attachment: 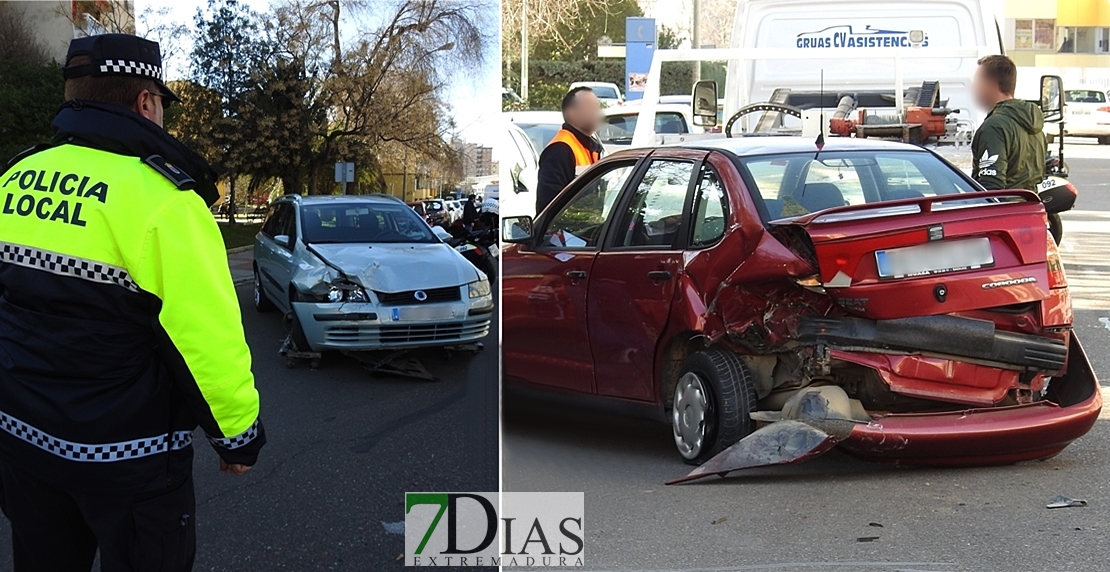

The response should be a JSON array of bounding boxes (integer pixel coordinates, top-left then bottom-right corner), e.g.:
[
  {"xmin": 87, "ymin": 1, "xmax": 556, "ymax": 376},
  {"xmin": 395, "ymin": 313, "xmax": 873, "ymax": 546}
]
[{"xmin": 137, "ymin": 0, "xmax": 501, "ymax": 152}]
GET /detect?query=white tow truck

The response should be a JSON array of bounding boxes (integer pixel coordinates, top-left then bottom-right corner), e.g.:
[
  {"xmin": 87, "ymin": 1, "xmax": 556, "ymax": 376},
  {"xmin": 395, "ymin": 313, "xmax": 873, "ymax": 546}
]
[{"xmin": 629, "ymin": 0, "xmax": 1009, "ymax": 167}]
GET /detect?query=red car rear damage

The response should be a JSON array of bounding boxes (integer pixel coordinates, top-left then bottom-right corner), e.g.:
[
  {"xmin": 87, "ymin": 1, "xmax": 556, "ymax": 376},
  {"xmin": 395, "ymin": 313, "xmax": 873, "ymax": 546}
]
[{"xmin": 500, "ymin": 137, "xmax": 1100, "ymax": 482}]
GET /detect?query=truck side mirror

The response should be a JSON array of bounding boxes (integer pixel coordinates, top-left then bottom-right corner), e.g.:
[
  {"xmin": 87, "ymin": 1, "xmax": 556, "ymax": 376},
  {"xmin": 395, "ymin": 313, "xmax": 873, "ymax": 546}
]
[
  {"xmin": 691, "ymin": 80, "xmax": 719, "ymax": 127},
  {"xmin": 1040, "ymin": 75, "xmax": 1064, "ymax": 122}
]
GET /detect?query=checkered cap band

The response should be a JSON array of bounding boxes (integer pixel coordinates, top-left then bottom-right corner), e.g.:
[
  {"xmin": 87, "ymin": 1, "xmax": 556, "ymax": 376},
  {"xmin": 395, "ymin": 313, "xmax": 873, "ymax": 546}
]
[
  {"xmin": 99, "ymin": 59, "xmax": 163, "ymax": 81},
  {"xmin": 207, "ymin": 419, "xmax": 260, "ymax": 450},
  {"xmin": 0, "ymin": 408, "xmax": 192, "ymax": 463},
  {"xmin": 0, "ymin": 242, "xmax": 140, "ymax": 293}
]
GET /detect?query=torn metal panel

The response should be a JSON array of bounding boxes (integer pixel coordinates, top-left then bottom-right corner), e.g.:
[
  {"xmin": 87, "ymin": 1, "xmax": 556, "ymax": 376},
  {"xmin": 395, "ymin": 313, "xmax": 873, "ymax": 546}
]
[
  {"xmin": 666, "ymin": 420, "xmax": 839, "ymax": 484},
  {"xmin": 290, "ymin": 249, "xmax": 341, "ymax": 296}
]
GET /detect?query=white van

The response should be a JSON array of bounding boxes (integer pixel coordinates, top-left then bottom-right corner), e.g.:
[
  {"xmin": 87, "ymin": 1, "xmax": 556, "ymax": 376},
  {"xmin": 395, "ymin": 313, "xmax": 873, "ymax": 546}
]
[
  {"xmin": 725, "ymin": 0, "xmax": 1003, "ymax": 131},
  {"xmin": 630, "ymin": 0, "xmax": 1003, "ymax": 145}
]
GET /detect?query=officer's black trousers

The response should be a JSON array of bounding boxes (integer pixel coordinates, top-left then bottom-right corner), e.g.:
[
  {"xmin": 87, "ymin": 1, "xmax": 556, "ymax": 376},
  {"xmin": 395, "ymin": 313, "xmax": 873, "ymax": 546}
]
[{"xmin": 0, "ymin": 463, "xmax": 195, "ymax": 572}]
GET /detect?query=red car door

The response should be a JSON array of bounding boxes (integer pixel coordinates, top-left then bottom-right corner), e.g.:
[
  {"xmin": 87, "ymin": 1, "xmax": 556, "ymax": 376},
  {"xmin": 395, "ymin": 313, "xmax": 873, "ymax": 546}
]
[
  {"xmin": 588, "ymin": 152, "xmax": 708, "ymax": 401},
  {"xmin": 501, "ymin": 160, "xmax": 642, "ymax": 394}
]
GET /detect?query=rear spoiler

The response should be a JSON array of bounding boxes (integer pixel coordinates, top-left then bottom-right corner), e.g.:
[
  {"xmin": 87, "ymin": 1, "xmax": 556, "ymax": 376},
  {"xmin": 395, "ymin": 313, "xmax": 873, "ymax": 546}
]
[{"xmin": 773, "ymin": 189, "xmax": 1042, "ymax": 226}]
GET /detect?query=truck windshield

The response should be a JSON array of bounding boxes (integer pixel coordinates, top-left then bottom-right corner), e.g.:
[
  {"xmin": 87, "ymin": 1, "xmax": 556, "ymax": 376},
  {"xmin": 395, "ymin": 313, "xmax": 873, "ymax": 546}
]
[
  {"xmin": 300, "ymin": 203, "xmax": 438, "ymax": 244},
  {"xmin": 737, "ymin": 150, "xmax": 979, "ymax": 219}
]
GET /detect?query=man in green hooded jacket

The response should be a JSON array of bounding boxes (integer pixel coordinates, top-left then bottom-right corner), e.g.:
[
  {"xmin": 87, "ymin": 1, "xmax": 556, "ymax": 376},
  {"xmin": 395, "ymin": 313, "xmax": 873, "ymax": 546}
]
[{"xmin": 970, "ymin": 55, "xmax": 1047, "ymax": 191}]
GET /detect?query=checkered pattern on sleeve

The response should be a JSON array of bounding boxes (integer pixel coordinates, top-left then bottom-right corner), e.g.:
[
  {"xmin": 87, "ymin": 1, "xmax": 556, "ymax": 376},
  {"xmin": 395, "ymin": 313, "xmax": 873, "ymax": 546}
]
[
  {"xmin": 0, "ymin": 242, "xmax": 140, "ymax": 293},
  {"xmin": 99, "ymin": 59, "xmax": 163, "ymax": 81},
  {"xmin": 0, "ymin": 409, "xmax": 192, "ymax": 463},
  {"xmin": 207, "ymin": 419, "xmax": 260, "ymax": 450}
]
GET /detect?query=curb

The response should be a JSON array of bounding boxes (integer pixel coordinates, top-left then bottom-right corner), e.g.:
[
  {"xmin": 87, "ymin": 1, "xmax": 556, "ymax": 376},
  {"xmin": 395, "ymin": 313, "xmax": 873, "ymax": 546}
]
[{"xmin": 226, "ymin": 245, "xmax": 253, "ymax": 254}]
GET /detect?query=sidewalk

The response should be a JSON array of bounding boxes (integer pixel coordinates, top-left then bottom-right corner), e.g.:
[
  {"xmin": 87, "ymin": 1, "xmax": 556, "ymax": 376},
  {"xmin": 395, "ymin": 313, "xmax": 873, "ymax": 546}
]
[{"xmin": 227, "ymin": 246, "xmax": 254, "ymax": 286}]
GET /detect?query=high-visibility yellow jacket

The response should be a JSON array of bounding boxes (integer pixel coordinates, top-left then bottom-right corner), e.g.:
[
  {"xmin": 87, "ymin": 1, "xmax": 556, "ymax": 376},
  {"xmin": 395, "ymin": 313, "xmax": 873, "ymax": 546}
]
[{"xmin": 0, "ymin": 142, "xmax": 264, "ymax": 493}]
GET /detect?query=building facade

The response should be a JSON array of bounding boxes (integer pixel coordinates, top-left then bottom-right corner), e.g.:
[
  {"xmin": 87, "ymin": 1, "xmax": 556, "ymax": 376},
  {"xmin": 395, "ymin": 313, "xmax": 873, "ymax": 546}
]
[
  {"xmin": 1002, "ymin": 0, "xmax": 1110, "ymax": 66},
  {"xmin": 10, "ymin": 1, "xmax": 135, "ymax": 63}
]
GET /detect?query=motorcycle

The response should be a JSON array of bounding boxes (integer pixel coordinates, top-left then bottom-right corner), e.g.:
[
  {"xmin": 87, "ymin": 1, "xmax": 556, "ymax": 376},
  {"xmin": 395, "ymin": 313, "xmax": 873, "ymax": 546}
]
[
  {"xmin": 1038, "ymin": 74, "xmax": 1078, "ymax": 245},
  {"xmin": 446, "ymin": 226, "xmax": 498, "ymax": 283}
]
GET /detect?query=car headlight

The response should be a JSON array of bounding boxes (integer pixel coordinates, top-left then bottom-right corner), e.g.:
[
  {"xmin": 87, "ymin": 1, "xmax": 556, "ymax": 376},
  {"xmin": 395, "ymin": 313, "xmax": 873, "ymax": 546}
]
[
  {"xmin": 297, "ymin": 281, "xmax": 367, "ymax": 303},
  {"xmin": 468, "ymin": 279, "xmax": 491, "ymax": 299}
]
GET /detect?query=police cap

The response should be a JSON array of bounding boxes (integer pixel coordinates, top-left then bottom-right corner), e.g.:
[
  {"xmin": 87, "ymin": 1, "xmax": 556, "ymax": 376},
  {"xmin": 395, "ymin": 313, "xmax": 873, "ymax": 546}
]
[{"xmin": 63, "ymin": 34, "xmax": 181, "ymax": 103}]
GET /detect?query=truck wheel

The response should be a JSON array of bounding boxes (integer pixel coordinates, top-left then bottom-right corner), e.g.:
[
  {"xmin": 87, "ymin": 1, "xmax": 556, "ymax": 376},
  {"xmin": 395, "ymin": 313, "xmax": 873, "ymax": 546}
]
[
  {"xmin": 254, "ymin": 269, "xmax": 276, "ymax": 312},
  {"xmin": 671, "ymin": 349, "xmax": 757, "ymax": 465}
]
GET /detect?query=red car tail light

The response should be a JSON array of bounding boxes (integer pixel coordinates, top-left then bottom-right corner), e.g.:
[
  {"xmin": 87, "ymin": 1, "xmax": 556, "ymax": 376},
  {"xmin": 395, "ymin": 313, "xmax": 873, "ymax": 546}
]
[
  {"xmin": 1046, "ymin": 232, "xmax": 1068, "ymax": 289},
  {"xmin": 1098, "ymin": 106, "xmax": 1110, "ymax": 113}
]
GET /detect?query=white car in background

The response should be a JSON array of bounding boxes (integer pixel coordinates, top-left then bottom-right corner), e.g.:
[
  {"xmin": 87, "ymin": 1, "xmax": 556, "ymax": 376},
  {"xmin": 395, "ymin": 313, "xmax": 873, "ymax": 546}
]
[
  {"xmin": 500, "ymin": 121, "xmax": 539, "ymax": 219},
  {"xmin": 569, "ymin": 81, "xmax": 624, "ymax": 107},
  {"xmin": 598, "ymin": 103, "xmax": 705, "ymax": 151},
  {"xmin": 1049, "ymin": 87, "xmax": 1110, "ymax": 144},
  {"xmin": 505, "ymin": 110, "xmax": 564, "ymax": 152}
]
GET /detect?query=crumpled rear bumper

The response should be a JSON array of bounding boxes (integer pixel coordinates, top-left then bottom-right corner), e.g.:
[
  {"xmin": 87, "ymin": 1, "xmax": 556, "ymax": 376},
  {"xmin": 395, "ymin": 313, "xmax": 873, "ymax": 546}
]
[
  {"xmin": 838, "ymin": 334, "xmax": 1101, "ymax": 466},
  {"xmin": 668, "ymin": 335, "xmax": 1100, "ymax": 484}
]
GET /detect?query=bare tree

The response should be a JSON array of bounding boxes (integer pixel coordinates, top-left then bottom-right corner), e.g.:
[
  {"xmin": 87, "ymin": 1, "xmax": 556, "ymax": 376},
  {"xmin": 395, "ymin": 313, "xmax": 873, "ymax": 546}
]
[
  {"xmin": 0, "ymin": 3, "xmax": 51, "ymax": 65},
  {"xmin": 500, "ymin": 0, "xmax": 622, "ymax": 63},
  {"xmin": 269, "ymin": 0, "xmax": 490, "ymax": 193}
]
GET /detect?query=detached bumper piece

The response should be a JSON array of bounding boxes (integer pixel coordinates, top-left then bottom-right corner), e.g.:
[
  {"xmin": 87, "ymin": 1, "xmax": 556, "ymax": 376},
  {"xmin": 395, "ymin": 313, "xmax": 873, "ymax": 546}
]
[
  {"xmin": 668, "ymin": 335, "xmax": 1100, "ymax": 483},
  {"xmin": 798, "ymin": 314, "xmax": 1067, "ymax": 372}
]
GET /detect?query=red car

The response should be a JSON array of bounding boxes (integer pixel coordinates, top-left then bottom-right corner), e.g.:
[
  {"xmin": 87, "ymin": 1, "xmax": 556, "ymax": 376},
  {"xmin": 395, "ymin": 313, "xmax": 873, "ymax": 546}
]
[{"xmin": 501, "ymin": 137, "xmax": 1100, "ymax": 480}]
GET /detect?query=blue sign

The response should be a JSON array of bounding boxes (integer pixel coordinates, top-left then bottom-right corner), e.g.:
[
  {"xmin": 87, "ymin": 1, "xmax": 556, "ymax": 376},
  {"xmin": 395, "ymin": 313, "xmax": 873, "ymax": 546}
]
[
  {"xmin": 796, "ymin": 25, "xmax": 928, "ymax": 50},
  {"xmin": 625, "ymin": 17, "xmax": 656, "ymax": 101}
]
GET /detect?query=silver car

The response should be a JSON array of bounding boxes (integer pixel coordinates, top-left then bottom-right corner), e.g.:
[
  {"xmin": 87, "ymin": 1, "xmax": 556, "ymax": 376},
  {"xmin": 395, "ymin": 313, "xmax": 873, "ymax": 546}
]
[{"xmin": 253, "ymin": 194, "xmax": 493, "ymax": 352}]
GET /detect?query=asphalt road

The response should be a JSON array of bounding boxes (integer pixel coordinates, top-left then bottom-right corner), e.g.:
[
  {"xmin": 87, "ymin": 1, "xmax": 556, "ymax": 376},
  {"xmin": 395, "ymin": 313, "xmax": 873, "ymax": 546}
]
[
  {"xmin": 0, "ymin": 285, "xmax": 499, "ymax": 571},
  {"xmin": 503, "ymin": 141, "xmax": 1110, "ymax": 572}
]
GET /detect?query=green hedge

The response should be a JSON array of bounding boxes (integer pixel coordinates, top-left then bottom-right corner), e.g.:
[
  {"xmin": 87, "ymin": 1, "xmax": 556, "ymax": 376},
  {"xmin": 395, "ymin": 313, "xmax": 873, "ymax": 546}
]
[
  {"xmin": 0, "ymin": 60, "xmax": 64, "ymax": 161},
  {"xmin": 505, "ymin": 60, "xmax": 727, "ymax": 111}
]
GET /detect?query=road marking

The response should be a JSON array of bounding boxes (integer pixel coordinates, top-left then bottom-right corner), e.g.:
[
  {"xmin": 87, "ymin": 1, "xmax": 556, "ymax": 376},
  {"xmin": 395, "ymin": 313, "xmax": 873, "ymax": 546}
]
[{"xmin": 1100, "ymin": 317, "xmax": 1110, "ymax": 331}]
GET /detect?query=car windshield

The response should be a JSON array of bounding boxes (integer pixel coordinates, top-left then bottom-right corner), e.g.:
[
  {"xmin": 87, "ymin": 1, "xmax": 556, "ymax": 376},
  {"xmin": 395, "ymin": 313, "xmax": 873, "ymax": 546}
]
[
  {"xmin": 1065, "ymin": 90, "xmax": 1106, "ymax": 104},
  {"xmin": 737, "ymin": 150, "xmax": 979, "ymax": 220},
  {"xmin": 300, "ymin": 202, "xmax": 437, "ymax": 244},
  {"xmin": 599, "ymin": 112, "xmax": 688, "ymax": 144},
  {"xmin": 590, "ymin": 86, "xmax": 619, "ymax": 99},
  {"xmin": 514, "ymin": 122, "xmax": 562, "ymax": 150}
]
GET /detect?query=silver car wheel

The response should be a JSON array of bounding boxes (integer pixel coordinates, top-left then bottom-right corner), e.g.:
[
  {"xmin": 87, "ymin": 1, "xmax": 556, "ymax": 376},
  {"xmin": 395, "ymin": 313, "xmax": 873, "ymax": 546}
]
[
  {"xmin": 673, "ymin": 372, "xmax": 709, "ymax": 460},
  {"xmin": 253, "ymin": 271, "xmax": 262, "ymax": 307}
]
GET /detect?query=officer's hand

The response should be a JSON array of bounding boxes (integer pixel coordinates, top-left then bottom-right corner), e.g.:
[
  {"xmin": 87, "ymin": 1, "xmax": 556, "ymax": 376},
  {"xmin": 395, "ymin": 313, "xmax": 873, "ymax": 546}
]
[{"xmin": 220, "ymin": 458, "xmax": 252, "ymax": 476}]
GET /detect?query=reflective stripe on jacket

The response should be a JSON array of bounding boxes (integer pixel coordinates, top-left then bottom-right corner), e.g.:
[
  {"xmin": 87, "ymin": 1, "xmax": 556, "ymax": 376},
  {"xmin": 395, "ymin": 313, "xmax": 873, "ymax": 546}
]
[{"xmin": 0, "ymin": 143, "xmax": 263, "ymax": 492}]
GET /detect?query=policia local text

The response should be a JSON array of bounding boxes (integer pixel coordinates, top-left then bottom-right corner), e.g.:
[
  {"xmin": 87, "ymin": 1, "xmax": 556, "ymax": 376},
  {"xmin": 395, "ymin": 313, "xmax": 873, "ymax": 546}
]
[{"xmin": 0, "ymin": 168, "xmax": 107, "ymax": 226}]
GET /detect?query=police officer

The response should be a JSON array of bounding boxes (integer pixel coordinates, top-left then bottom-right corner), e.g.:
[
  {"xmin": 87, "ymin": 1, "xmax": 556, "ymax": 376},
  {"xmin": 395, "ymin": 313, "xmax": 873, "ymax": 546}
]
[
  {"xmin": 0, "ymin": 34, "xmax": 265, "ymax": 571},
  {"xmin": 535, "ymin": 86, "xmax": 604, "ymax": 214}
]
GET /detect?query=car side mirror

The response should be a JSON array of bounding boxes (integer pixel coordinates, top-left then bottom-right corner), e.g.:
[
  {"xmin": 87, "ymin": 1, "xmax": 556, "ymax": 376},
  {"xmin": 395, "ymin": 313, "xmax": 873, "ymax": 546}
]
[
  {"xmin": 1040, "ymin": 75, "xmax": 1064, "ymax": 122},
  {"xmin": 502, "ymin": 216, "xmax": 533, "ymax": 244},
  {"xmin": 691, "ymin": 80, "xmax": 719, "ymax": 127},
  {"xmin": 274, "ymin": 234, "xmax": 292, "ymax": 248}
]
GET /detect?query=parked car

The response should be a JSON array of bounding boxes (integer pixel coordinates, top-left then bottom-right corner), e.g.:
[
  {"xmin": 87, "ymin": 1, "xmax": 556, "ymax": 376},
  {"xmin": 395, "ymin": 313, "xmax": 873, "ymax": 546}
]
[
  {"xmin": 598, "ymin": 103, "xmax": 704, "ymax": 149},
  {"xmin": 506, "ymin": 110, "xmax": 565, "ymax": 151},
  {"xmin": 408, "ymin": 198, "xmax": 448, "ymax": 227},
  {"xmin": 253, "ymin": 194, "xmax": 493, "ymax": 353},
  {"xmin": 501, "ymin": 121, "xmax": 540, "ymax": 219},
  {"xmin": 569, "ymin": 81, "xmax": 625, "ymax": 107},
  {"xmin": 444, "ymin": 199, "xmax": 463, "ymax": 223},
  {"xmin": 1045, "ymin": 87, "xmax": 1110, "ymax": 144},
  {"xmin": 501, "ymin": 136, "xmax": 1099, "ymax": 474}
]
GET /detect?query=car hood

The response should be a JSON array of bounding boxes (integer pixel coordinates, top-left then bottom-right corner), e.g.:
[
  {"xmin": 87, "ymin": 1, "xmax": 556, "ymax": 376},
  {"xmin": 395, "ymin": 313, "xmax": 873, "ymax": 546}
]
[{"xmin": 308, "ymin": 242, "xmax": 481, "ymax": 292}]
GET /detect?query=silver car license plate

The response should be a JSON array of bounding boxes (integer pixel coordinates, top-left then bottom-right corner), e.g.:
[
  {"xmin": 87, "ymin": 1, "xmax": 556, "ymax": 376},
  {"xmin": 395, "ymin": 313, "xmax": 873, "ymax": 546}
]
[
  {"xmin": 391, "ymin": 305, "xmax": 455, "ymax": 321},
  {"xmin": 875, "ymin": 237, "xmax": 993, "ymax": 279}
]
